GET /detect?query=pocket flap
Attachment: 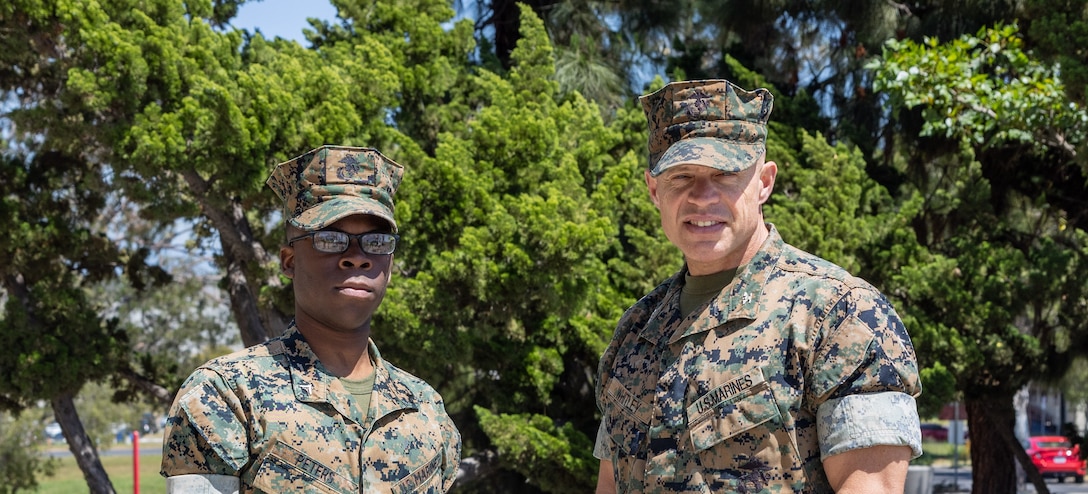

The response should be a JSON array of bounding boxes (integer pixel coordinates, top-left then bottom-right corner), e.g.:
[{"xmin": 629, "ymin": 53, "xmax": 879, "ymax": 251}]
[{"xmin": 686, "ymin": 369, "xmax": 779, "ymax": 451}]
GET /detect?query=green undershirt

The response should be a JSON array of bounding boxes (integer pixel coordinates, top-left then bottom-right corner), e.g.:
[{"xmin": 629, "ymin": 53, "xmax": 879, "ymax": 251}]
[
  {"xmin": 339, "ymin": 372, "xmax": 376, "ymax": 423},
  {"xmin": 680, "ymin": 268, "xmax": 737, "ymax": 316}
]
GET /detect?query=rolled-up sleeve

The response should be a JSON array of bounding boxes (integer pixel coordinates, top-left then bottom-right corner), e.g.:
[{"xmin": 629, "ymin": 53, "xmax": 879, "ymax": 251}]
[
  {"xmin": 817, "ymin": 391, "xmax": 922, "ymax": 459},
  {"xmin": 592, "ymin": 419, "xmax": 612, "ymax": 460},
  {"xmin": 807, "ymin": 288, "xmax": 922, "ymax": 459}
]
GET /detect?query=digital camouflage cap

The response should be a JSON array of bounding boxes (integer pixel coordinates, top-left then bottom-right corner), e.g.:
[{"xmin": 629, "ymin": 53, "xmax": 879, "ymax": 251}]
[
  {"xmin": 640, "ymin": 79, "xmax": 773, "ymax": 176},
  {"xmin": 266, "ymin": 145, "xmax": 404, "ymax": 232}
]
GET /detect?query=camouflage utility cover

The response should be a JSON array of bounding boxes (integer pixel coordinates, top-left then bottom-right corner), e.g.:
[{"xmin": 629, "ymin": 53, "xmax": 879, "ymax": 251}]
[
  {"xmin": 595, "ymin": 226, "xmax": 922, "ymax": 493},
  {"xmin": 266, "ymin": 145, "xmax": 404, "ymax": 232},
  {"xmin": 161, "ymin": 325, "xmax": 461, "ymax": 493},
  {"xmin": 641, "ymin": 79, "xmax": 773, "ymax": 176}
]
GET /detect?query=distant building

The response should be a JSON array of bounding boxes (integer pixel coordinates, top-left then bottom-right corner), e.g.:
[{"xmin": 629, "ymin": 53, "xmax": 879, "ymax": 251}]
[
  {"xmin": 935, "ymin": 384, "xmax": 1085, "ymax": 445},
  {"xmin": 1024, "ymin": 383, "xmax": 1085, "ymax": 438}
]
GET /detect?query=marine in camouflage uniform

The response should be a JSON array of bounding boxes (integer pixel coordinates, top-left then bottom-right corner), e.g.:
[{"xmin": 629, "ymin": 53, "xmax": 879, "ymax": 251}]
[
  {"xmin": 162, "ymin": 146, "xmax": 461, "ymax": 493},
  {"xmin": 594, "ymin": 81, "xmax": 922, "ymax": 493}
]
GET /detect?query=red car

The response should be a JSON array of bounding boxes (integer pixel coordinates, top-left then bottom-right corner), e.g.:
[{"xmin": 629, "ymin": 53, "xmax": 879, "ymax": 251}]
[
  {"xmin": 920, "ymin": 423, "xmax": 949, "ymax": 442},
  {"xmin": 1025, "ymin": 435, "xmax": 1086, "ymax": 483}
]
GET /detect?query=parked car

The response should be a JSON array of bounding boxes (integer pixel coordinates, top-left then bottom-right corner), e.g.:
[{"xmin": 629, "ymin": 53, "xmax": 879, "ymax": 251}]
[
  {"xmin": 1024, "ymin": 435, "xmax": 1086, "ymax": 483},
  {"xmin": 111, "ymin": 422, "xmax": 133, "ymax": 443},
  {"xmin": 43, "ymin": 422, "xmax": 64, "ymax": 442},
  {"xmin": 920, "ymin": 423, "xmax": 949, "ymax": 442},
  {"xmin": 138, "ymin": 412, "xmax": 160, "ymax": 435}
]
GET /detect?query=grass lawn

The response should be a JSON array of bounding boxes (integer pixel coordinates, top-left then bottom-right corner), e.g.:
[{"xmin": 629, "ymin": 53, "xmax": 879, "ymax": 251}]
[
  {"xmin": 34, "ymin": 447, "xmax": 165, "ymax": 494},
  {"xmin": 915, "ymin": 440, "xmax": 972, "ymax": 467}
]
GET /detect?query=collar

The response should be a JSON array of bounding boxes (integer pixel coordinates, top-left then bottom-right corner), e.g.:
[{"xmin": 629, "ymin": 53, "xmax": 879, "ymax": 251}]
[
  {"xmin": 271, "ymin": 324, "xmax": 421, "ymax": 424},
  {"xmin": 636, "ymin": 225, "xmax": 785, "ymax": 346}
]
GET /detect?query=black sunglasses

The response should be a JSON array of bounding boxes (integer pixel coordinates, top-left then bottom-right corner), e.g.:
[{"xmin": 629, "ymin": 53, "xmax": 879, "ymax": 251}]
[{"xmin": 288, "ymin": 231, "xmax": 399, "ymax": 255}]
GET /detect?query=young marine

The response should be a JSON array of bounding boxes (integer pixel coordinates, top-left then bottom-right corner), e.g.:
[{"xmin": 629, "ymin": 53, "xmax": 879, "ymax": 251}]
[
  {"xmin": 161, "ymin": 145, "xmax": 461, "ymax": 493},
  {"xmin": 594, "ymin": 80, "xmax": 923, "ymax": 493}
]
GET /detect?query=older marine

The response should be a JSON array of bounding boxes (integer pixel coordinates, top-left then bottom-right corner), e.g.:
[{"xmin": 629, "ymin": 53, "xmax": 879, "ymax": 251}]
[{"xmin": 594, "ymin": 80, "xmax": 922, "ymax": 493}]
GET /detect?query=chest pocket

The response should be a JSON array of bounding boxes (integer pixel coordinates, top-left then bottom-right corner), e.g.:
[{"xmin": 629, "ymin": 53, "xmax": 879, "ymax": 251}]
[
  {"xmin": 249, "ymin": 440, "xmax": 358, "ymax": 494},
  {"xmin": 686, "ymin": 368, "xmax": 781, "ymax": 451},
  {"xmin": 390, "ymin": 452, "xmax": 444, "ymax": 494}
]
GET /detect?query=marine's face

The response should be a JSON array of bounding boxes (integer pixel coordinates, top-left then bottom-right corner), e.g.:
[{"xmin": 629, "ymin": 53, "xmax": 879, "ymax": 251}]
[
  {"xmin": 280, "ymin": 214, "xmax": 393, "ymax": 334},
  {"xmin": 646, "ymin": 159, "xmax": 777, "ymax": 275}
]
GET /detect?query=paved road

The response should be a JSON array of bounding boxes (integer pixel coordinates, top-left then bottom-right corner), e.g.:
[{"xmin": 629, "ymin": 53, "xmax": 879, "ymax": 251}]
[{"xmin": 931, "ymin": 466, "xmax": 1088, "ymax": 493}]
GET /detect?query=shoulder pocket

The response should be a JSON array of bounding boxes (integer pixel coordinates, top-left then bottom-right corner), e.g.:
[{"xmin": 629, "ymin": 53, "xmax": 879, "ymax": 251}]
[
  {"xmin": 178, "ymin": 382, "xmax": 249, "ymax": 471},
  {"xmin": 686, "ymin": 368, "xmax": 780, "ymax": 451}
]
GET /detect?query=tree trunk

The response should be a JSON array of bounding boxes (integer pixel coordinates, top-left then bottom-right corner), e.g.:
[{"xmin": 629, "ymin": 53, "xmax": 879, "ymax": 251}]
[
  {"xmin": 485, "ymin": 0, "xmax": 561, "ymax": 68},
  {"xmin": 180, "ymin": 168, "xmax": 289, "ymax": 346},
  {"xmin": 52, "ymin": 391, "xmax": 116, "ymax": 494},
  {"xmin": 966, "ymin": 393, "xmax": 1049, "ymax": 494},
  {"xmin": 211, "ymin": 198, "xmax": 289, "ymax": 345},
  {"xmin": 221, "ymin": 244, "xmax": 271, "ymax": 347}
]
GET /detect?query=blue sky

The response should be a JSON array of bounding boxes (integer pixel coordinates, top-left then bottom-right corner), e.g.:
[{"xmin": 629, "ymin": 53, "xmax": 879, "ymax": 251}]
[{"xmin": 231, "ymin": 0, "xmax": 338, "ymax": 42}]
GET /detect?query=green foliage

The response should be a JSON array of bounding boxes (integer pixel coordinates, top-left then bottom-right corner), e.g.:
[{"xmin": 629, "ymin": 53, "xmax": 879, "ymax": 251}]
[
  {"xmin": 91, "ymin": 268, "xmax": 240, "ymax": 401},
  {"xmin": 369, "ymin": 7, "xmax": 663, "ymax": 488},
  {"xmin": 872, "ymin": 25, "xmax": 1088, "ymax": 493},
  {"xmin": 1023, "ymin": 0, "xmax": 1088, "ymax": 105},
  {"xmin": 870, "ymin": 23, "xmax": 1087, "ymax": 154},
  {"xmin": 0, "ymin": 410, "xmax": 56, "ymax": 493},
  {"xmin": 0, "ymin": 284, "xmax": 127, "ymax": 403},
  {"xmin": 1059, "ymin": 357, "xmax": 1088, "ymax": 405},
  {"xmin": 917, "ymin": 361, "xmax": 957, "ymax": 418},
  {"xmin": 873, "ymin": 23, "xmax": 1088, "ymax": 400},
  {"xmin": 8, "ymin": 0, "xmax": 1088, "ymax": 491},
  {"xmin": 767, "ymin": 131, "xmax": 899, "ymax": 275},
  {"xmin": 69, "ymin": 381, "xmax": 151, "ymax": 450},
  {"xmin": 475, "ymin": 406, "xmax": 596, "ymax": 493},
  {"xmin": 0, "ymin": 152, "xmax": 130, "ymax": 410}
]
